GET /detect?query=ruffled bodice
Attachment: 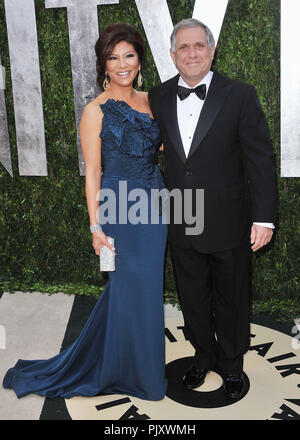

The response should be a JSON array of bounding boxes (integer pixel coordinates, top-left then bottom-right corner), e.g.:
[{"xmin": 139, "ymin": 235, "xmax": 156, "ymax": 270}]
[{"xmin": 99, "ymin": 99, "xmax": 164, "ymax": 189}]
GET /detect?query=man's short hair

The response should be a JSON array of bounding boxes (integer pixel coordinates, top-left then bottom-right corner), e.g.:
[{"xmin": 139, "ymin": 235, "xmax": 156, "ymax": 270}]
[{"xmin": 170, "ymin": 18, "xmax": 215, "ymax": 52}]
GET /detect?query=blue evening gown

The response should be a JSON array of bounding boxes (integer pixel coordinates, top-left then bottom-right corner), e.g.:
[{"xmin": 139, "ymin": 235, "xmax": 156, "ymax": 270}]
[{"xmin": 2, "ymin": 99, "xmax": 168, "ymax": 401}]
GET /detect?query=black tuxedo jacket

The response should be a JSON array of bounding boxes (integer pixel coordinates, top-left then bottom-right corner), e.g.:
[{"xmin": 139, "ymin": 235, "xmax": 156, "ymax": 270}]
[{"xmin": 148, "ymin": 71, "xmax": 277, "ymax": 253}]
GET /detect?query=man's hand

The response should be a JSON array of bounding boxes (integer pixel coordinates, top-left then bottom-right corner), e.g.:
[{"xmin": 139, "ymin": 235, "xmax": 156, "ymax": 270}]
[{"xmin": 250, "ymin": 224, "xmax": 273, "ymax": 252}]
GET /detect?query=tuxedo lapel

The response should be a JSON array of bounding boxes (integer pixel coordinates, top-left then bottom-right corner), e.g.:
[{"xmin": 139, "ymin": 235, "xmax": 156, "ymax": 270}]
[
  {"xmin": 187, "ymin": 72, "xmax": 232, "ymax": 161},
  {"xmin": 162, "ymin": 75, "xmax": 186, "ymax": 164}
]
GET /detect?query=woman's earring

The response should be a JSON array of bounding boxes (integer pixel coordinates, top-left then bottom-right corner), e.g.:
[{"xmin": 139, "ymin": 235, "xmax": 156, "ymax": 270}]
[
  {"xmin": 137, "ymin": 66, "xmax": 143, "ymax": 88},
  {"xmin": 103, "ymin": 71, "xmax": 110, "ymax": 91}
]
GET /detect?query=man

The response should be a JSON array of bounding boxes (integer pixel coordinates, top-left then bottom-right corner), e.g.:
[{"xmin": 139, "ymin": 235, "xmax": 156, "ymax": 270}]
[{"xmin": 148, "ymin": 18, "xmax": 276, "ymax": 399}]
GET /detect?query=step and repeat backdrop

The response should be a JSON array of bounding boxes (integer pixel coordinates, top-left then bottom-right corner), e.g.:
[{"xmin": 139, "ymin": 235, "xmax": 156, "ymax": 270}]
[{"xmin": 0, "ymin": 0, "xmax": 299, "ymax": 300}]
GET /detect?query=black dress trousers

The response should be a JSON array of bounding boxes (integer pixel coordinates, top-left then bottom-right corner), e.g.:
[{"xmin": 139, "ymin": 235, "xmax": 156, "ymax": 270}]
[{"xmin": 170, "ymin": 240, "xmax": 252, "ymax": 376}]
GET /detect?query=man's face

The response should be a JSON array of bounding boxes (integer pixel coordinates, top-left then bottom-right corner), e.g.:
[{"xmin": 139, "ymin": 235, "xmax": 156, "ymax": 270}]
[{"xmin": 170, "ymin": 26, "xmax": 215, "ymax": 87}]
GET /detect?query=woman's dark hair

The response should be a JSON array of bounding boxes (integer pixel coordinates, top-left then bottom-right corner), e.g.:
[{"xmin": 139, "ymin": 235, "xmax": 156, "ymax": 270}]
[{"xmin": 95, "ymin": 23, "xmax": 146, "ymax": 91}]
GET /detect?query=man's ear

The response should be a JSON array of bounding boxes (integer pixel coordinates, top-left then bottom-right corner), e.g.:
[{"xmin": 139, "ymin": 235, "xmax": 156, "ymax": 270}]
[
  {"xmin": 210, "ymin": 45, "xmax": 216, "ymax": 62},
  {"xmin": 170, "ymin": 48, "xmax": 176, "ymax": 65}
]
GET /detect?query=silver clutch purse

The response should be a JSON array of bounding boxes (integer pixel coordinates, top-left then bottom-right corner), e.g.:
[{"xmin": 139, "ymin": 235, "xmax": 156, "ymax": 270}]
[{"xmin": 99, "ymin": 237, "xmax": 115, "ymax": 271}]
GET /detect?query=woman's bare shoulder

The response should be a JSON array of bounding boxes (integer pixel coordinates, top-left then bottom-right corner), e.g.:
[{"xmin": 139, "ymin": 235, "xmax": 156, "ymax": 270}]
[
  {"xmin": 138, "ymin": 90, "xmax": 149, "ymax": 101},
  {"xmin": 80, "ymin": 100, "xmax": 105, "ymax": 135},
  {"xmin": 82, "ymin": 95, "xmax": 104, "ymax": 120},
  {"xmin": 136, "ymin": 91, "xmax": 154, "ymax": 117},
  {"xmin": 94, "ymin": 91, "xmax": 114, "ymax": 106}
]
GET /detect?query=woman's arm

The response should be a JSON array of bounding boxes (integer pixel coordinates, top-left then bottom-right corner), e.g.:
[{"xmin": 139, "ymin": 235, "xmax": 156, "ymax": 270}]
[
  {"xmin": 79, "ymin": 102, "xmax": 114, "ymax": 254},
  {"xmin": 80, "ymin": 102, "xmax": 102, "ymax": 226}
]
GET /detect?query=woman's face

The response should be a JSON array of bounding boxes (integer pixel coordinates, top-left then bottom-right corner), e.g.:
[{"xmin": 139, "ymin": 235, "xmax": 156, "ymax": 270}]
[{"xmin": 105, "ymin": 41, "xmax": 140, "ymax": 88}]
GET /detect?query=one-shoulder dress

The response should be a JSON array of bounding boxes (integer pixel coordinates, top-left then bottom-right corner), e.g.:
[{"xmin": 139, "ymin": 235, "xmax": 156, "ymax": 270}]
[{"xmin": 2, "ymin": 99, "xmax": 168, "ymax": 401}]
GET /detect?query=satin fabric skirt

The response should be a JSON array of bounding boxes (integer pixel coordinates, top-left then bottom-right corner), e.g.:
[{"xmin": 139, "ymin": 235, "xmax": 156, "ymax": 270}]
[{"xmin": 3, "ymin": 177, "xmax": 168, "ymax": 400}]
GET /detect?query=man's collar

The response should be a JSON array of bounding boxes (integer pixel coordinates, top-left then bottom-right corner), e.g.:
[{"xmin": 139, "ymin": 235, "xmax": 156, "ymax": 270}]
[{"xmin": 178, "ymin": 70, "xmax": 213, "ymax": 89}]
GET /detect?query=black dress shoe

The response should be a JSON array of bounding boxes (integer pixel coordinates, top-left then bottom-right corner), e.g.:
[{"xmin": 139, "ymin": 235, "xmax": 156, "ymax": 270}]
[
  {"xmin": 223, "ymin": 374, "xmax": 245, "ymax": 399},
  {"xmin": 182, "ymin": 365, "xmax": 207, "ymax": 389}
]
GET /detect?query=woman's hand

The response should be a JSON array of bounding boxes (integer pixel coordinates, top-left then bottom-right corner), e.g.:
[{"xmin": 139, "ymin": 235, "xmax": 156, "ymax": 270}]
[{"xmin": 92, "ymin": 230, "xmax": 115, "ymax": 255}]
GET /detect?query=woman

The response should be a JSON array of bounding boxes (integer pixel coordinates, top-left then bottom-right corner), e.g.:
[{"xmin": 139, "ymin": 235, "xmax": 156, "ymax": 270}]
[{"xmin": 3, "ymin": 23, "xmax": 167, "ymax": 401}]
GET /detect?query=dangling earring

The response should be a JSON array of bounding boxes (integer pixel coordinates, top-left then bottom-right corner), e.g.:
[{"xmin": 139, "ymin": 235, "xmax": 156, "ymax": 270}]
[
  {"xmin": 103, "ymin": 71, "xmax": 110, "ymax": 91},
  {"xmin": 137, "ymin": 66, "xmax": 143, "ymax": 88}
]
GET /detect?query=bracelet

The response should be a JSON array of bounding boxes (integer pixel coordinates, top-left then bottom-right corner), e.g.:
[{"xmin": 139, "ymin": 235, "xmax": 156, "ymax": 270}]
[{"xmin": 90, "ymin": 224, "xmax": 102, "ymax": 233}]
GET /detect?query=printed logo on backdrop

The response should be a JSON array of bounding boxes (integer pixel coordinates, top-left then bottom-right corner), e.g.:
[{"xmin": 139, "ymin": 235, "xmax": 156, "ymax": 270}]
[
  {"xmin": 0, "ymin": 0, "xmax": 299, "ymax": 178},
  {"xmin": 64, "ymin": 320, "xmax": 300, "ymax": 421}
]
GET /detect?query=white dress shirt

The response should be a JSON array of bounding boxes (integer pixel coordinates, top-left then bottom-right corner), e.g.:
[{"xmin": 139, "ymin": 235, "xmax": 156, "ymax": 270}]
[
  {"xmin": 177, "ymin": 71, "xmax": 213, "ymax": 158},
  {"xmin": 176, "ymin": 71, "xmax": 274, "ymax": 230}
]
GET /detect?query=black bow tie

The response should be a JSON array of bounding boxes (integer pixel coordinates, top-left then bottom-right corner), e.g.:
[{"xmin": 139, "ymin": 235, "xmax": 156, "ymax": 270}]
[{"xmin": 177, "ymin": 84, "xmax": 206, "ymax": 101}]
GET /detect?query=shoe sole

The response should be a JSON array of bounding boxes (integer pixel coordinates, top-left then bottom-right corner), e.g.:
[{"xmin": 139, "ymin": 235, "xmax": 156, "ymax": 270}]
[
  {"xmin": 182, "ymin": 377, "xmax": 205, "ymax": 390},
  {"xmin": 223, "ymin": 385, "xmax": 245, "ymax": 399}
]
